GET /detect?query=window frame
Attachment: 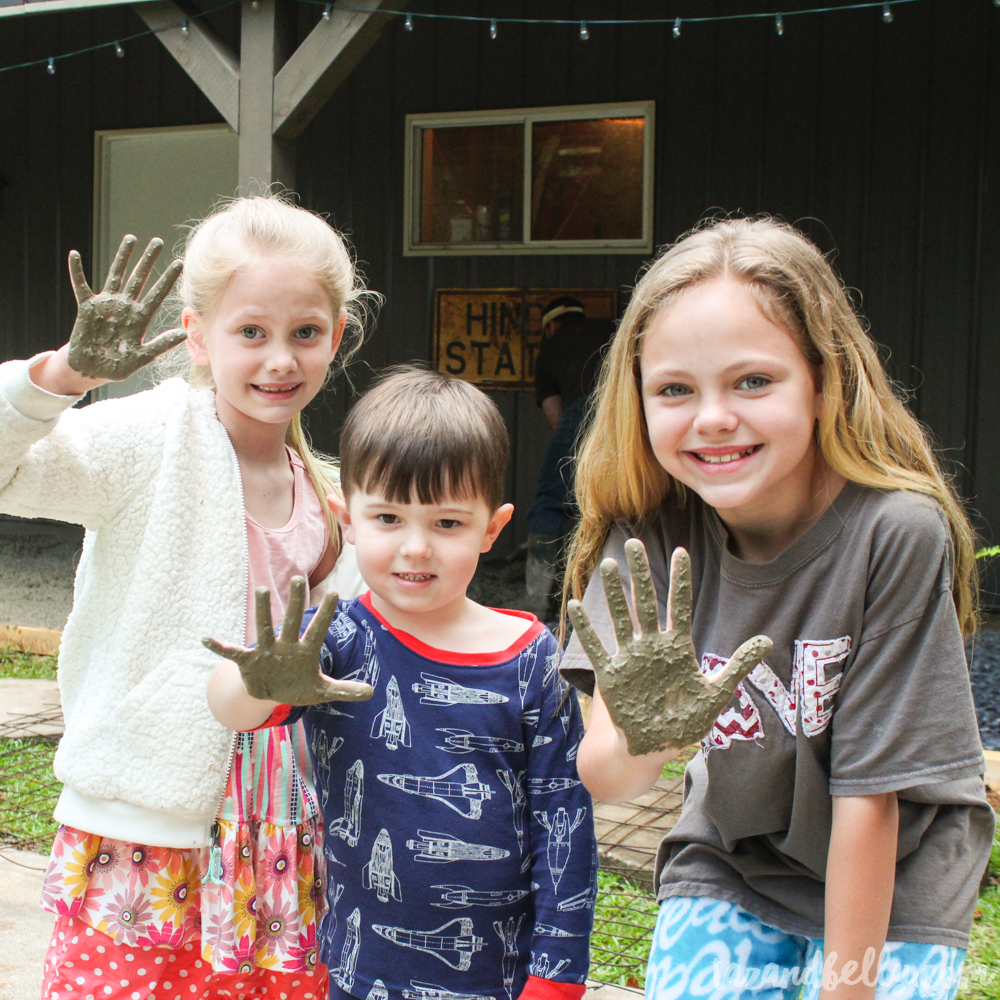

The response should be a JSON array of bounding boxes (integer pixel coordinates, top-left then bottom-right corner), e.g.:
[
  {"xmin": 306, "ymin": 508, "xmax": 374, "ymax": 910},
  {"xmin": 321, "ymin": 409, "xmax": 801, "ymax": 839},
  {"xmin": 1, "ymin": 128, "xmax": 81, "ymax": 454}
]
[{"xmin": 403, "ymin": 100, "xmax": 655, "ymax": 257}]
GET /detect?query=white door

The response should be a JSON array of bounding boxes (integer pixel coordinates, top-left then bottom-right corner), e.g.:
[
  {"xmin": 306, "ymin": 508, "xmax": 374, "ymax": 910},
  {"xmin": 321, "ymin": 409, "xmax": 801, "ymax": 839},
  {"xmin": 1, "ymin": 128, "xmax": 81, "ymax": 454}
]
[{"xmin": 92, "ymin": 124, "xmax": 238, "ymax": 400}]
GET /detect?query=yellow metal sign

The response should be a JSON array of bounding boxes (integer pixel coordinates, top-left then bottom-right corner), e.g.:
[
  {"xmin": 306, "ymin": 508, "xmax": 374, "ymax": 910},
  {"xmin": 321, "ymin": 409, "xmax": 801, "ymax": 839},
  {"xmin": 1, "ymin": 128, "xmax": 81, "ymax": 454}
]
[{"xmin": 433, "ymin": 288, "xmax": 618, "ymax": 390}]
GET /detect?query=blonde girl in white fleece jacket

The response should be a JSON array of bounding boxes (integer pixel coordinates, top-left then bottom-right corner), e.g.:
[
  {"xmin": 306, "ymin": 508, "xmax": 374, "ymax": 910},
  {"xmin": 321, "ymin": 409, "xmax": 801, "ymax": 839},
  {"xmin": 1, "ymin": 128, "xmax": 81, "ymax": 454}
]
[{"xmin": 0, "ymin": 195, "xmax": 374, "ymax": 1000}]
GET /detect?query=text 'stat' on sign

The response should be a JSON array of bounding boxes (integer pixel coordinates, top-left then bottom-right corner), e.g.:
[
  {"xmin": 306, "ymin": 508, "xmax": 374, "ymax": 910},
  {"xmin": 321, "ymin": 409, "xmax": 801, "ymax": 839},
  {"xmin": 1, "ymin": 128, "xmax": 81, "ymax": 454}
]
[{"xmin": 433, "ymin": 288, "xmax": 618, "ymax": 390}]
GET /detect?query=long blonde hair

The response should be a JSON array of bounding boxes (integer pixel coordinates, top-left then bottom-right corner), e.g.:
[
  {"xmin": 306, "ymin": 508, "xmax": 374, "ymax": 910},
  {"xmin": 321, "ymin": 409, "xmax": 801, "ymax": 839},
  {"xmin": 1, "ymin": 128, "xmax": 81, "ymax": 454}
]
[
  {"xmin": 565, "ymin": 217, "xmax": 978, "ymax": 636},
  {"xmin": 167, "ymin": 193, "xmax": 378, "ymax": 548}
]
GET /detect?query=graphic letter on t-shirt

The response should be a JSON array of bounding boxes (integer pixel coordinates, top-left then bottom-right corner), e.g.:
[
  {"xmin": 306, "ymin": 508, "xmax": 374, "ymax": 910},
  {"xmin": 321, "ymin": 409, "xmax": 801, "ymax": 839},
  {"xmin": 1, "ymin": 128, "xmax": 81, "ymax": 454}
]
[
  {"xmin": 703, "ymin": 637, "xmax": 851, "ymax": 749},
  {"xmin": 700, "ymin": 653, "xmax": 765, "ymax": 751}
]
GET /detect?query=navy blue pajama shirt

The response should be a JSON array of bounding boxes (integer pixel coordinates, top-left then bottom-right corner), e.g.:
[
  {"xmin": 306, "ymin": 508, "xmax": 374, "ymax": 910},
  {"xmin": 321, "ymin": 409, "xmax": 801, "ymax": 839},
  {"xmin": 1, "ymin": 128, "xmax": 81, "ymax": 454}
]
[{"xmin": 268, "ymin": 593, "xmax": 598, "ymax": 1000}]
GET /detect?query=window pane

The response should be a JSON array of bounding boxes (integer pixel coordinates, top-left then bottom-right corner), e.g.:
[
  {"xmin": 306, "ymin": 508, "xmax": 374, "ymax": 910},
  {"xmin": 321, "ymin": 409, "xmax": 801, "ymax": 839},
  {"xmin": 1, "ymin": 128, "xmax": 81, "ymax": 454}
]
[
  {"xmin": 531, "ymin": 117, "xmax": 645, "ymax": 242},
  {"xmin": 419, "ymin": 124, "xmax": 524, "ymax": 243}
]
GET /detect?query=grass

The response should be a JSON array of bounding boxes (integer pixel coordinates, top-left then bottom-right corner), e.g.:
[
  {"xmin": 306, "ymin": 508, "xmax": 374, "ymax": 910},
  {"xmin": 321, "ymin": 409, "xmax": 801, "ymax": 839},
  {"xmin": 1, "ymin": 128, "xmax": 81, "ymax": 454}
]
[
  {"xmin": 0, "ymin": 736, "xmax": 61, "ymax": 851},
  {"xmin": 0, "ymin": 645, "xmax": 58, "ymax": 681},
  {"xmin": 591, "ymin": 869, "xmax": 660, "ymax": 987},
  {"xmin": 959, "ymin": 828, "xmax": 1000, "ymax": 1000},
  {"xmin": 0, "ymin": 646, "xmax": 61, "ymax": 850},
  {"xmin": 661, "ymin": 755, "xmax": 688, "ymax": 781}
]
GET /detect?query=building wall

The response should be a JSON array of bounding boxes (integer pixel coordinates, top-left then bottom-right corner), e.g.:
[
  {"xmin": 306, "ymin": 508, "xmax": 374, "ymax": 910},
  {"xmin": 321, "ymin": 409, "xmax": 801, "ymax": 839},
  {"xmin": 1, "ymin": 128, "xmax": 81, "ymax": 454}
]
[{"xmin": 1, "ymin": 0, "xmax": 998, "ymax": 594}]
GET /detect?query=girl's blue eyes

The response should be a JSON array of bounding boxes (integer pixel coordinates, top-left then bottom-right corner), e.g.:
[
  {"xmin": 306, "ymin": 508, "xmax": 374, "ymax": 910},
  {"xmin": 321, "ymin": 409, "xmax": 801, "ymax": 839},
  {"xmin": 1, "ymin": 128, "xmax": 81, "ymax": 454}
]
[
  {"xmin": 658, "ymin": 375, "xmax": 771, "ymax": 396},
  {"xmin": 238, "ymin": 326, "xmax": 320, "ymax": 339}
]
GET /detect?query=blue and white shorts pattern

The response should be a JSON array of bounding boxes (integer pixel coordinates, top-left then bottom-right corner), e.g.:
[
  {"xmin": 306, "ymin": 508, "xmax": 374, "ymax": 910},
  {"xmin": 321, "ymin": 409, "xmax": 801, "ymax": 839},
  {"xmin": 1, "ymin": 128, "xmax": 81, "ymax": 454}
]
[{"xmin": 644, "ymin": 897, "xmax": 966, "ymax": 1000}]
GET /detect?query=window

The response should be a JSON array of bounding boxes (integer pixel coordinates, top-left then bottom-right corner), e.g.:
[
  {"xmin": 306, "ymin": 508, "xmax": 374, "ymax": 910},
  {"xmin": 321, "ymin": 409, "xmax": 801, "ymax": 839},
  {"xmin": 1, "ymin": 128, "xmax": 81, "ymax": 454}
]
[{"xmin": 404, "ymin": 101, "xmax": 654, "ymax": 256}]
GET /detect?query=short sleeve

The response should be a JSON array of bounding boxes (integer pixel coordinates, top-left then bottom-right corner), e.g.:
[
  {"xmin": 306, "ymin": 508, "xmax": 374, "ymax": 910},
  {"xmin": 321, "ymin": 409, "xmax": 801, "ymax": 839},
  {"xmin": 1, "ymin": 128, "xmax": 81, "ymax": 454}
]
[
  {"xmin": 829, "ymin": 500, "xmax": 983, "ymax": 796},
  {"xmin": 534, "ymin": 341, "xmax": 561, "ymax": 405}
]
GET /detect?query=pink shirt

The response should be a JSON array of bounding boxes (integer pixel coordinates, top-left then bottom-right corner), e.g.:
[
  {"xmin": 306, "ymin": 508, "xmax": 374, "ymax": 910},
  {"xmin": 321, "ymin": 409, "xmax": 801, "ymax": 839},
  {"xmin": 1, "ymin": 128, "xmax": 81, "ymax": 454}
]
[{"xmin": 244, "ymin": 449, "xmax": 328, "ymax": 643}]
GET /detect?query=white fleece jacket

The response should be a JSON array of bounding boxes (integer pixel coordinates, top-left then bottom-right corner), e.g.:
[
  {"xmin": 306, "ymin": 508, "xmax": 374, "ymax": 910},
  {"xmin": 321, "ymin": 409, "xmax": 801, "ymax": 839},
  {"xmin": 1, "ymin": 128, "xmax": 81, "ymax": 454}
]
[{"xmin": 0, "ymin": 357, "xmax": 250, "ymax": 848}]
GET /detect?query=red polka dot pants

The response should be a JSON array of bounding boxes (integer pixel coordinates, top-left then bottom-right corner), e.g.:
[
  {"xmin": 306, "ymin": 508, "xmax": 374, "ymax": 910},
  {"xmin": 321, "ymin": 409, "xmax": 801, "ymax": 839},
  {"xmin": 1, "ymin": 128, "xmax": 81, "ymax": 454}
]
[{"xmin": 42, "ymin": 915, "xmax": 329, "ymax": 1000}]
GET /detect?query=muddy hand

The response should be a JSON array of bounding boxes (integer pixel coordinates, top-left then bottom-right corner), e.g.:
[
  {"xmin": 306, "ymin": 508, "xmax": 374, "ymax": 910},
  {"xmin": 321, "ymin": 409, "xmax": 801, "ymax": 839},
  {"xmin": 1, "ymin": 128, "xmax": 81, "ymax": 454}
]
[
  {"xmin": 568, "ymin": 540, "xmax": 771, "ymax": 756},
  {"xmin": 203, "ymin": 577, "xmax": 374, "ymax": 706},
  {"xmin": 67, "ymin": 235, "xmax": 185, "ymax": 380}
]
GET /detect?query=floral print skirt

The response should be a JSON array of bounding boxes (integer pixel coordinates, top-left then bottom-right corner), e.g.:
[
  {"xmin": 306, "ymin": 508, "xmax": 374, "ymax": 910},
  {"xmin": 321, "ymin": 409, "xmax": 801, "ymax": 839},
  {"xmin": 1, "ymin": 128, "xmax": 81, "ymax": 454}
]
[{"xmin": 40, "ymin": 815, "xmax": 326, "ymax": 974}]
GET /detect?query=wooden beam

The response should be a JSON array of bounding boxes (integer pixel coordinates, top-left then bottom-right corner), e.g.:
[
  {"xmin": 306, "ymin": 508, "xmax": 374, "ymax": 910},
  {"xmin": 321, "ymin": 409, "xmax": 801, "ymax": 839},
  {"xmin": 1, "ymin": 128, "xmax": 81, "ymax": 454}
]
[
  {"xmin": 134, "ymin": 2, "xmax": 239, "ymax": 131},
  {"xmin": 239, "ymin": 0, "xmax": 294, "ymax": 188},
  {"xmin": 272, "ymin": 0, "xmax": 403, "ymax": 140}
]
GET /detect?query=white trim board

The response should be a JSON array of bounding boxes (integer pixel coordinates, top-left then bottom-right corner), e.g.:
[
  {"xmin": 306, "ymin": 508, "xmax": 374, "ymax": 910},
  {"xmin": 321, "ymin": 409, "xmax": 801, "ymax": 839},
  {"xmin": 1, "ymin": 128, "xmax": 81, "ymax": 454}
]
[{"xmin": 0, "ymin": 0, "xmax": 152, "ymax": 18}]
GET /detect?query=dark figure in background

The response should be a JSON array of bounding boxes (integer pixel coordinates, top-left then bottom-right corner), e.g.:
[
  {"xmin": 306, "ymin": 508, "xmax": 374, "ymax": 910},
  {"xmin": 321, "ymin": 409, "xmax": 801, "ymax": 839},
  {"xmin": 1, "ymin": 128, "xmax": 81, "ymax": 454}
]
[{"xmin": 525, "ymin": 296, "xmax": 616, "ymax": 619}]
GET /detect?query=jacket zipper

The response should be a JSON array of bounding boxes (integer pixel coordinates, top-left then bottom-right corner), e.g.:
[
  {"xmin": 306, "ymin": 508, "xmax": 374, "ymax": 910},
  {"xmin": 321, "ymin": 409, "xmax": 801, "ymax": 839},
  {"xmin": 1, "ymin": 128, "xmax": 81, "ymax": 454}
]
[{"xmin": 207, "ymin": 427, "xmax": 250, "ymax": 884}]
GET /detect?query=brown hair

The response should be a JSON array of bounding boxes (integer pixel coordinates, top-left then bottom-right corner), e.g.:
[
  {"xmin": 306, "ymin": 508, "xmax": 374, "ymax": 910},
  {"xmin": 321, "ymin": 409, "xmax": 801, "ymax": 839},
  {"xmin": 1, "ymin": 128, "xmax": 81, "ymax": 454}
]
[
  {"xmin": 340, "ymin": 367, "xmax": 509, "ymax": 511},
  {"xmin": 564, "ymin": 217, "xmax": 979, "ymax": 636}
]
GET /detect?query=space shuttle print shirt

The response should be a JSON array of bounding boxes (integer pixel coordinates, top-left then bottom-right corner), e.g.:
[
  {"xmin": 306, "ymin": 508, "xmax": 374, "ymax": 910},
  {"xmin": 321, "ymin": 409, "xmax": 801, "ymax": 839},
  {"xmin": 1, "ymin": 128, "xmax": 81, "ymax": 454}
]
[{"xmin": 270, "ymin": 593, "xmax": 598, "ymax": 1000}]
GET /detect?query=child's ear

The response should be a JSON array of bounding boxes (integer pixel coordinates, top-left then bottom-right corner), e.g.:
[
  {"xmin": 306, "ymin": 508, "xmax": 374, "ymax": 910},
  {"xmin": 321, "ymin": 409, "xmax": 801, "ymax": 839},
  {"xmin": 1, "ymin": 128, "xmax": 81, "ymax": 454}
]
[
  {"xmin": 183, "ymin": 308, "xmax": 209, "ymax": 365},
  {"xmin": 327, "ymin": 491, "xmax": 355, "ymax": 544},
  {"xmin": 481, "ymin": 503, "xmax": 514, "ymax": 554},
  {"xmin": 329, "ymin": 308, "xmax": 348, "ymax": 361}
]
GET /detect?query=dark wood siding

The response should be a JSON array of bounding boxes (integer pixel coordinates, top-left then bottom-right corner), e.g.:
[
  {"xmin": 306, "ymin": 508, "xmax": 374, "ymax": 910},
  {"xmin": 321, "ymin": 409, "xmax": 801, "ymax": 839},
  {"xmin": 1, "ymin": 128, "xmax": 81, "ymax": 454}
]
[{"xmin": 2, "ymin": 0, "xmax": 999, "ymax": 596}]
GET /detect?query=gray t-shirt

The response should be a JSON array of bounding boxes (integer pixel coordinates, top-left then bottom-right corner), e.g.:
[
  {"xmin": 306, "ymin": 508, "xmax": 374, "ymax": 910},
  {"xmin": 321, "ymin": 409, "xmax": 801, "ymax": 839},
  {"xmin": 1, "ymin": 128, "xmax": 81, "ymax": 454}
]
[{"xmin": 561, "ymin": 482, "xmax": 993, "ymax": 948}]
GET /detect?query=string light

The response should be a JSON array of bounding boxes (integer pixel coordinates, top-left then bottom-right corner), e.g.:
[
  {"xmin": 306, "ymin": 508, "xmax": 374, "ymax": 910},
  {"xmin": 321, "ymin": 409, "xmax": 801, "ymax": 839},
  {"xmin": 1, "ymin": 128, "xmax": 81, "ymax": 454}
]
[
  {"xmin": 114, "ymin": 41, "xmax": 124, "ymax": 57},
  {"xmin": 489, "ymin": 17, "xmax": 497, "ymax": 39},
  {"xmin": 0, "ymin": 0, "xmax": 937, "ymax": 80}
]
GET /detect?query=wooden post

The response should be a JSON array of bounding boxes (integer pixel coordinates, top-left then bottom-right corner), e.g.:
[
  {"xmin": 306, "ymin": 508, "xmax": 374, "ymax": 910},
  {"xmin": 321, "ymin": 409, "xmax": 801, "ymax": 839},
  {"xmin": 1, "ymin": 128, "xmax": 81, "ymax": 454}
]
[
  {"xmin": 138, "ymin": 0, "xmax": 403, "ymax": 190},
  {"xmin": 238, "ymin": 0, "xmax": 294, "ymax": 189}
]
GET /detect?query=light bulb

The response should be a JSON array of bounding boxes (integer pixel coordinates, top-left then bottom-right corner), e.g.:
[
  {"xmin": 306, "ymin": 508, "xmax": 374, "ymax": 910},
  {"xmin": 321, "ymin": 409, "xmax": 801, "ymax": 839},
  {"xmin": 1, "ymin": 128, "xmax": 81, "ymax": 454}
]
[
  {"xmin": 114, "ymin": 41, "xmax": 124, "ymax": 57},
  {"xmin": 882, "ymin": 2, "xmax": 894, "ymax": 21},
  {"xmin": 180, "ymin": 17, "xmax": 189, "ymax": 35},
  {"xmin": 490, "ymin": 18, "xmax": 497, "ymax": 39},
  {"xmin": 322, "ymin": 4, "xmax": 331, "ymax": 20},
  {"xmin": 672, "ymin": 17, "xmax": 681, "ymax": 39},
  {"xmin": 579, "ymin": 21, "xmax": 589, "ymax": 41},
  {"xmin": 775, "ymin": 13, "xmax": 784, "ymax": 36},
  {"xmin": 404, "ymin": 12, "xmax": 413, "ymax": 31}
]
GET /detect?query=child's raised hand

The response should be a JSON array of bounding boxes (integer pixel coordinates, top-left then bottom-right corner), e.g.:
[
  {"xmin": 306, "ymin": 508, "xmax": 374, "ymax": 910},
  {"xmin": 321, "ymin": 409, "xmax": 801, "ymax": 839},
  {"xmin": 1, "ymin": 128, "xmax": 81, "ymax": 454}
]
[
  {"xmin": 67, "ymin": 235, "xmax": 186, "ymax": 380},
  {"xmin": 568, "ymin": 540, "xmax": 771, "ymax": 756},
  {"xmin": 202, "ymin": 577, "xmax": 374, "ymax": 706}
]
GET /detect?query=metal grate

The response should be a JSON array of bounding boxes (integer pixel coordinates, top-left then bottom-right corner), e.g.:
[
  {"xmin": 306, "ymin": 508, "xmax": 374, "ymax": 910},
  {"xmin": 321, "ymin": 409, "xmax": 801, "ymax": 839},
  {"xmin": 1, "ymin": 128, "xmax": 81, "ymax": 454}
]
[
  {"xmin": 590, "ymin": 749, "xmax": 695, "ymax": 986},
  {"xmin": 0, "ymin": 706, "xmax": 63, "ymax": 851}
]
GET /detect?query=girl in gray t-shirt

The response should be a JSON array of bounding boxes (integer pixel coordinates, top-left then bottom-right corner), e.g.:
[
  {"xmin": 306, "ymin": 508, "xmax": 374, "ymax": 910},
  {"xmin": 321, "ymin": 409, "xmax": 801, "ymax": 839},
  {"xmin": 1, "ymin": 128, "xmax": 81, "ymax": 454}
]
[{"xmin": 561, "ymin": 218, "xmax": 992, "ymax": 1000}]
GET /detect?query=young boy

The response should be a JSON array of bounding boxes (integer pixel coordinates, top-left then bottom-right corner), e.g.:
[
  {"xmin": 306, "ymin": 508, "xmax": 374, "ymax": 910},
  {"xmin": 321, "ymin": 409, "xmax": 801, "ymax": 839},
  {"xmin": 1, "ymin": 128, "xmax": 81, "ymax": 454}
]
[{"xmin": 206, "ymin": 368, "xmax": 597, "ymax": 1000}]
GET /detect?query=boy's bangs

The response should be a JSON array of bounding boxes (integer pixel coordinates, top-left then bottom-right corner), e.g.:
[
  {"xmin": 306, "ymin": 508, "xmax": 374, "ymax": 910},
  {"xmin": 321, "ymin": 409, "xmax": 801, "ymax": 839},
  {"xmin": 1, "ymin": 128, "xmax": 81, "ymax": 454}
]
[{"xmin": 353, "ymin": 433, "xmax": 491, "ymax": 508}]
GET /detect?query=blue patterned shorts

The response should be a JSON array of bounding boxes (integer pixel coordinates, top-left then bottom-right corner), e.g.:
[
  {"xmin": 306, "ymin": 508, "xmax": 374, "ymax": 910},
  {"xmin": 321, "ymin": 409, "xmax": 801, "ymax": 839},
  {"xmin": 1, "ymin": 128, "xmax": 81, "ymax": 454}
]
[{"xmin": 644, "ymin": 897, "xmax": 966, "ymax": 1000}]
